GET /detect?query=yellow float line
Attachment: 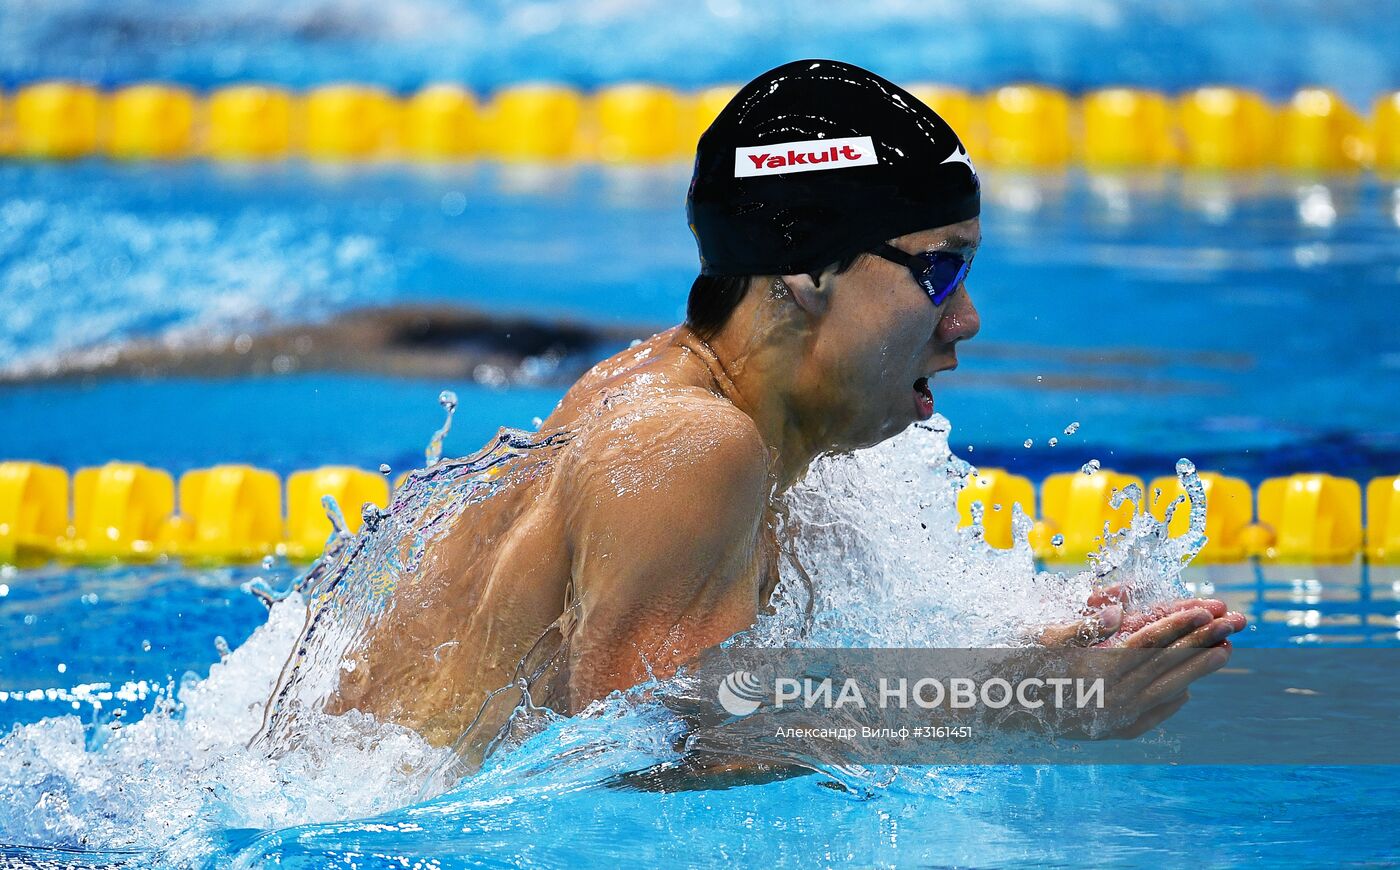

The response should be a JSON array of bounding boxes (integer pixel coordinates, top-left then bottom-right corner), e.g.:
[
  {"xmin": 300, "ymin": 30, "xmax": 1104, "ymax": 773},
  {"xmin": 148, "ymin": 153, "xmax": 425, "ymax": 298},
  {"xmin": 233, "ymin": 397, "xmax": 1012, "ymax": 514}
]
[
  {"xmin": 0, "ymin": 81, "xmax": 1398, "ymax": 172},
  {"xmin": 2, "ymin": 460, "xmax": 1399, "ymax": 566}
]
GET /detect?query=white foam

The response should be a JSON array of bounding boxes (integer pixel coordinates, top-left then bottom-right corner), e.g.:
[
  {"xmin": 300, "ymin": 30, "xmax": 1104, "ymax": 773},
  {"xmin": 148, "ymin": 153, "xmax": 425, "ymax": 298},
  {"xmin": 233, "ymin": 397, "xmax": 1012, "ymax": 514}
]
[
  {"xmin": 0, "ymin": 415, "xmax": 1199, "ymax": 857},
  {"xmin": 757, "ymin": 420, "xmax": 1104, "ymax": 649},
  {"xmin": 0, "ymin": 594, "xmax": 451, "ymax": 860}
]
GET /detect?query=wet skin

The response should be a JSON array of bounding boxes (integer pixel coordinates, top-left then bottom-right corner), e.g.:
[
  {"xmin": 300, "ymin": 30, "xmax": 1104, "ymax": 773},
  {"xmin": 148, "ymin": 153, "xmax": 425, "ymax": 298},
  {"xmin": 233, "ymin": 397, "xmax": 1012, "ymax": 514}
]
[{"xmin": 327, "ymin": 217, "xmax": 1246, "ymax": 748}]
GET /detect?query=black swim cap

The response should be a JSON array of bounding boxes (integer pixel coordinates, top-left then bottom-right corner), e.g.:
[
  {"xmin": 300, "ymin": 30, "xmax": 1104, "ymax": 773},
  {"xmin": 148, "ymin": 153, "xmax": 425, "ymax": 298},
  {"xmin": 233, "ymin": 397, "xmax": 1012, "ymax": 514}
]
[{"xmin": 686, "ymin": 59, "xmax": 980, "ymax": 277}]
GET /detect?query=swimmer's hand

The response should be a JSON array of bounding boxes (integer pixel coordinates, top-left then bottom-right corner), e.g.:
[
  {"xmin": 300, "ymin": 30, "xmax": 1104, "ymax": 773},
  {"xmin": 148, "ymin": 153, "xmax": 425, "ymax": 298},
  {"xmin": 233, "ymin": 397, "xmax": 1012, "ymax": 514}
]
[
  {"xmin": 1037, "ymin": 584, "xmax": 1247, "ymax": 648},
  {"xmin": 1033, "ymin": 587, "xmax": 1248, "ymax": 738}
]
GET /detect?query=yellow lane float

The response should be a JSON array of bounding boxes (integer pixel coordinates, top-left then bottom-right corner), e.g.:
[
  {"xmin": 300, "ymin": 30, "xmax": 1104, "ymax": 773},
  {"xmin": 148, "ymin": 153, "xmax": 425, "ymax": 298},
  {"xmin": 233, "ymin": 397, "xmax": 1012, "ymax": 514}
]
[
  {"xmin": 0, "ymin": 462, "xmax": 69, "ymax": 563},
  {"xmin": 3, "ymin": 80, "xmax": 1399, "ymax": 172},
  {"xmin": 486, "ymin": 83, "xmax": 584, "ymax": 161},
  {"xmin": 14, "ymin": 81, "xmax": 101, "ymax": 159},
  {"xmin": 3, "ymin": 460, "xmax": 1399, "ymax": 566},
  {"xmin": 303, "ymin": 84, "xmax": 398, "ymax": 159},
  {"xmin": 984, "ymin": 85, "xmax": 1071, "ymax": 168},
  {"xmin": 1082, "ymin": 88, "xmax": 1176, "ymax": 168},
  {"xmin": 284, "ymin": 466, "xmax": 391, "ymax": 561},
  {"xmin": 165, "ymin": 465, "xmax": 283, "ymax": 562},
  {"xmin": 594, "ymin": 84, "xmax": 684, "ymax": 162},
  {"xmin": 956, "ymin": 468, "xmax": 1036, "ymax": 550},
  {"xmin": 1033, "ymin": 469, "xmax": 1145, "ymax": 560},
  {"xmin": 206, "ymin": 85, "xmax": 294, "ymax": 159},
  {"xmin": 1279, "ymin": 88, "xmax": 1367, "ymax": 172},
  {"xmin": 403, "ymin": 83, "xmax": 479, "ymax": 160},
  {"xmin": 1366, "ymin": 476, "xmax": 1400, "ymax": 563},
  {"xmin": 1177, "ymin": 87, "xmax": 1275, "ymax": 170},
  {"xmin": 1374, "ymin": 91, "xmax": 1400, "ymax": 175},
  {"xmin": 1255, "ymin": 473, "xmax": 1362, "ymax": 563},
  {"xmin": 63, "ymin": 462, "xmax": 174, "ymax": 561},
  {"xmin": 1146, "ymin": 472, "xmax": 1253, "ymax": 562},
  {"xmin": 107, "ymin": 84, "xmax": 196, "ymax": 159}
]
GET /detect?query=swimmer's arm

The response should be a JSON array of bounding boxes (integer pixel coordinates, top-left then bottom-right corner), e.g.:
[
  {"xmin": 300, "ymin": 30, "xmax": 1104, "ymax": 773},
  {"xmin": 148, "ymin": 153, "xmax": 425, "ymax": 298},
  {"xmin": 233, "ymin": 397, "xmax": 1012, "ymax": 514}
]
[{"xmin": 563, "ymin": 403, "xmax": 771, "ymax": 712}]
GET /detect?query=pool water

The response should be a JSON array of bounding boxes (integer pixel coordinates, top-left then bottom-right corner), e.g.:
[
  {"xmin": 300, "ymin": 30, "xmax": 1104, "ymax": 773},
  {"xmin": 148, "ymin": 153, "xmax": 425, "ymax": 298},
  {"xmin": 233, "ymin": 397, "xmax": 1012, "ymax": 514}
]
[
  {"xmin": 5, "ymin": 163, "xmax": 1399, "ymax": 476},
  {"xmin": 5, "ymin": 1, "xmax": 1400, "ymax": 864},
  {"xmin": 4, "ymin": 162, "xmax": 1400, "ymax": 867},
  {"xmin": 4, "ymin": 435, "xmax": 1400, "ymax": 868},
  {"xmin": 3, "ymin": 158, "xmax": 1400, "ymax": 866},
  {"xmin": 4, "ymin": 0, "xmax": 1398, "ymax": 107}
]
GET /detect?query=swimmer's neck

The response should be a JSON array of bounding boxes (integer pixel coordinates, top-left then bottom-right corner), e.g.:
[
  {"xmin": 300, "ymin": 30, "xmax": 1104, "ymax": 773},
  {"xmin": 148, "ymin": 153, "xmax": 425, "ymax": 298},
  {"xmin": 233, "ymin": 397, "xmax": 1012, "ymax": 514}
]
[{"xmin": 674, "ymin": 311, "xmax": 827, "ymax": 492}]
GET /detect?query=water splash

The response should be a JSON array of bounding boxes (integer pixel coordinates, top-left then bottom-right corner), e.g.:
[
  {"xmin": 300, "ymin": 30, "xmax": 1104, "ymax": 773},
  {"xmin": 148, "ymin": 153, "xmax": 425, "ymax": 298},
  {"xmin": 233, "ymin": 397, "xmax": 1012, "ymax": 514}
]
[
  {"xmin": 424, "ymin": 389, "xmax": 458, "ymax": 467},
  {"xmin": 0, "ymin": 595, "xmax": 448, "ymax": 865},
  {"xmin": 1077, "ymin": 457, "xmax": 1208, "ymax": 606},
  {"xmin": 320, "ymin": 494, "xmax": 350, "ymax": 539},
  {"xmin": 0, "ymin": 414, "xmax": 1213, "ymax": 863},
  {"xmin": 253, "ymin": 423, "xmax": 573, "ymax": 756}
]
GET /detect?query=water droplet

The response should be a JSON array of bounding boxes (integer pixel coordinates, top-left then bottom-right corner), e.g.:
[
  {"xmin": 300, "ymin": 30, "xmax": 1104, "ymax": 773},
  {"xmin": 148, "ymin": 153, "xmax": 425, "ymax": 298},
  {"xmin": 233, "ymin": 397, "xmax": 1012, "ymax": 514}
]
[
  {"xmin": 1081, "ymin": 459, "xmax": 1101, "ymax": 475},
  {"xmin": 321, "ymin": 494, "xmax": 350, "ymax": 537},
  {"xmin": 214, "ymin": 636, "xmax": 231, "ymax": 660},
  {"xmin": 967, "ymin": 445, "xmax": 974, "ymax": 453},
  {"xmin": 1023, "ymin": 439, "xmax": 1033, "ymax": 448},
  {"xmin": 261, "ymin": 555, "xmax": 275, "ymax": 570},
  {"xmin": 378, "ymin": 463, "xmax": 392, "ymax": 476},
  {"xmin": 57, "ymin": 662, "xmax": 67, "ymax": 674},
  {"xmin": 361, "ymin": 501, "xmax": 386, "ymax": 533},
  {"xmin": 141, "ymin": 640, "xmax": 151, "ymax": 652},
  {"xmin": 531, "ymin": 416, "xmax": 543, "ymax": 429},
  {"xmin": 425, "ymin": 390, "xmax": 459, "ymax": 466},
  {"xmin": 1064, "ymin": 421, "xmax": 1080, "ymax": 436},
  {"xmin": 1035, "ymin": 375, "xmax": 1043, "ymax": 383},
  {"xmin": 992, "ymin": 503, "xmax": 1002, "ymax": 512},
  {"xmin": 1048, "ymin": 437, "xmax": 1058, "ymax": 447},
  {"xmin": 1051, "ymin": 534, "xmax": 1065, "ymax": 547},
  {"xmin": 440, "ymin": 190, "xmax": 467, "ymax": 217}
]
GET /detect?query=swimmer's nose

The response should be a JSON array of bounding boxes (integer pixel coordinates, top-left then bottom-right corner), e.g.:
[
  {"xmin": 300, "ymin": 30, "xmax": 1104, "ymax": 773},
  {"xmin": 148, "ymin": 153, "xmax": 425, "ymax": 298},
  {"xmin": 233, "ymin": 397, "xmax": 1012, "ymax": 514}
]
[{"xmin": 935, "ymin": 283, "xmax": 980, "ymax": 345}]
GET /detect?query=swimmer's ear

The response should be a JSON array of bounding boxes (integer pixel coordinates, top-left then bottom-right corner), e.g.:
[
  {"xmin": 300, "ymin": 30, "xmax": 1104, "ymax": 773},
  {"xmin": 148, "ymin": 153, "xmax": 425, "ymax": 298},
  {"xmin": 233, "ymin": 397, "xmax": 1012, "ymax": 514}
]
[{"xmin": 778, "ymin": 272, "xmax": 830, "ymax": 319}]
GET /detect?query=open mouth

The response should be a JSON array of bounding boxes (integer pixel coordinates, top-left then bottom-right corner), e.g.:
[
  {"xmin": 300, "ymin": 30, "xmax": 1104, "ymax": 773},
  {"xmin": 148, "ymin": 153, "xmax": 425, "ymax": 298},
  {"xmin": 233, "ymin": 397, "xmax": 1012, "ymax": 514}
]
[{"xmin": 913, "ymin": 376, "xmax": 934, "ymax": 420}]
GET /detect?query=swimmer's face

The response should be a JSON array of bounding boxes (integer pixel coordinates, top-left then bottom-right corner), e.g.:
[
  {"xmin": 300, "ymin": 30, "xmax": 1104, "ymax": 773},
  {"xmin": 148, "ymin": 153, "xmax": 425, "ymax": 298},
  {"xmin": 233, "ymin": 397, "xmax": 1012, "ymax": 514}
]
[{"xmin": 794, "ymin": 218, "xmax": 981, "ymax": 450}]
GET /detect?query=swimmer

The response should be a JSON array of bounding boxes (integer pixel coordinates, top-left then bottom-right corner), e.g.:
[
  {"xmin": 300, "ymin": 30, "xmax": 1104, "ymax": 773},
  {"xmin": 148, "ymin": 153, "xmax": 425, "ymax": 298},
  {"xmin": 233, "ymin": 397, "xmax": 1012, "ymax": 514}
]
[{"xmin": 321, "ymin": 60, "xmax": 1247, "ymax": 754}]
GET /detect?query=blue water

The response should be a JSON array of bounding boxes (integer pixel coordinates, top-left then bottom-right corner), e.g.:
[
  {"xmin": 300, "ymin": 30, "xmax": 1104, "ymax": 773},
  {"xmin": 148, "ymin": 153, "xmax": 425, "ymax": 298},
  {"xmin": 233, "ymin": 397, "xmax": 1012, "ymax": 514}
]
[
  {"xmin": 4, "ymin": 163, "xmax": 1400, "ymax": 476},
  {"xmin": 4, "ymin": 556, "xmax": 1400, "ymax": 866},
  {"xmin": 2, "ymin": 0, "xmax": 1398, "ymax": 107},
  {"xmin": 4, "ymin": 164, "xmax": 1400, "ymax": 869},
  {"xmin": 5, "ymin": 1, "xmax": 1400, "ymax": 866}
]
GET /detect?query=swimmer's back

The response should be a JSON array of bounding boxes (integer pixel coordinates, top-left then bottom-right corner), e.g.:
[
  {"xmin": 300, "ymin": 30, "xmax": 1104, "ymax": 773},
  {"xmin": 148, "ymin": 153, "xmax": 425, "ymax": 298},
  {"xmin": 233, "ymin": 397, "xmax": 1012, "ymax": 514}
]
[{"xmin": 329, "ymin": 327, "xmax": 774, "ymax": 746}]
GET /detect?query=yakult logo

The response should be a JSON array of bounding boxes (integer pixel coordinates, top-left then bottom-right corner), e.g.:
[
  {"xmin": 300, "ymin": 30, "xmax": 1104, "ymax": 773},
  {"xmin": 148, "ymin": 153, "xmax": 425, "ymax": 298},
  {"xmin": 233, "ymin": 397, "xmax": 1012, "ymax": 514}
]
[{"xmin": 734, "ymin": 135, "xmax": 879, "ymax": 177}]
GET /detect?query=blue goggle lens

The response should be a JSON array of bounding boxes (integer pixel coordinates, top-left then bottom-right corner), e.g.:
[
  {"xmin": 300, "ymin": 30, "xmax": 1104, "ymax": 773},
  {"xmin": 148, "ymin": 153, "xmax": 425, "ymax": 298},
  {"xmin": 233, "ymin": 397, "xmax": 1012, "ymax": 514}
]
[{"xmin": 915, "ymin": 251, "xmax": 971, "ymax": 306}]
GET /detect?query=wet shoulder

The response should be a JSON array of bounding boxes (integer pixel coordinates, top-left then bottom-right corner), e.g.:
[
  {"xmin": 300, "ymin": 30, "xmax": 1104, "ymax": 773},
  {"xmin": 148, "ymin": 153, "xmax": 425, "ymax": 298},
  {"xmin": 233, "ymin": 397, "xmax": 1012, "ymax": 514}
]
[
  {"xmin": 561, "ymin": 386, "xmax": 770, "ymax": 511},
  {"xmin": 562, "ymin": 329, "xmax": 679, "ymax": 399}
]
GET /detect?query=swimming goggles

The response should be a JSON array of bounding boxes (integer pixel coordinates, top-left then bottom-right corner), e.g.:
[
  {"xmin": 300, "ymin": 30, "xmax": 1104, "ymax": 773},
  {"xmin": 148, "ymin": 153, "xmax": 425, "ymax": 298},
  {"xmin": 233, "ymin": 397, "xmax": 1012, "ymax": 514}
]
[{"xmin": 870, "ymin": 243, "xmax": 972, "ymax": 307}]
